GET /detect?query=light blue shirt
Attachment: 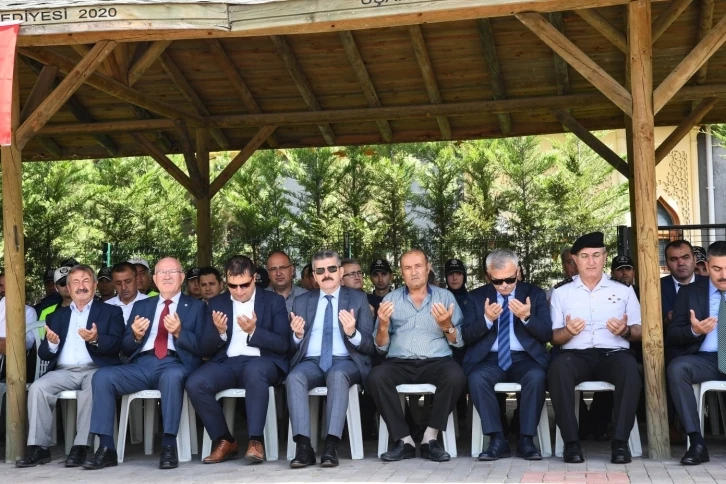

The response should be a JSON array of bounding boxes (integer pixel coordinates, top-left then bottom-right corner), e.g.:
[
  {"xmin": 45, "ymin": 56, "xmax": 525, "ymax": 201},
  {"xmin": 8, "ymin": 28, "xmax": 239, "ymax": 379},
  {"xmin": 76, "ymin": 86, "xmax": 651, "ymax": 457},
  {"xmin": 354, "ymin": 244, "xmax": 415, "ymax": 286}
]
[
  {"xmin": 485, "ymin": 288, "xmax": 526, "ymax": 352},
  {"xmin": 699, "ymin": 280, "xmax": 723, "ymax": 352},
  {"xmin": 302, "ymin": 287, "xmax": 361, "ymax": 357}
]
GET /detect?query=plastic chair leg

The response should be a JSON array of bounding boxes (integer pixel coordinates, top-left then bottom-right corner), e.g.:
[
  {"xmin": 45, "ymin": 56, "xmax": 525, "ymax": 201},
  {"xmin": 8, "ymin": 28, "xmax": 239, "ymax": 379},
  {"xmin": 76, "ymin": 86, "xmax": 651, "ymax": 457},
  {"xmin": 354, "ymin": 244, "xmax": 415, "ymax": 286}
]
[
  {"xmin": 264, "ymin": 387, "xmax": 279, "ymax": 461},
  {"xmin": 117, "ymin": 396, "xmax": 132, "ymax": 463},
  {"xmin": 129, "ymin": 399, "xmax": 143, "ymax": 445},
  {"xmin": 346, "ymin": 385, "xmax": 364, "ymax": 460},
  {"xmin": 442, "ymin": 411, "xmax": 457, "ymax": 458},
  {"xmin": 143, "ymin": 398, "xmax": 156, "ymax": 455}
]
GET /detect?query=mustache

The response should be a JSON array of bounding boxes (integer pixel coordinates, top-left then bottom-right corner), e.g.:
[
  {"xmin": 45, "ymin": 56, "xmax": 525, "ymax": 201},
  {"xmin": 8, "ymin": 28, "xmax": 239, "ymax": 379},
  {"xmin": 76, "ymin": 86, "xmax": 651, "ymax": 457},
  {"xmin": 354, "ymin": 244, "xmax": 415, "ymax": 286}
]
[
  {"xmin": 322, "ymin": 277, "xmax": 333, "ymax": 282},
  {"xmin": 718, "ymin": 278, "xmax": 726, "ymax": 283},
  {"xmin": 74, "ymin": 288, "xmax": 89, "ymax": 294}
]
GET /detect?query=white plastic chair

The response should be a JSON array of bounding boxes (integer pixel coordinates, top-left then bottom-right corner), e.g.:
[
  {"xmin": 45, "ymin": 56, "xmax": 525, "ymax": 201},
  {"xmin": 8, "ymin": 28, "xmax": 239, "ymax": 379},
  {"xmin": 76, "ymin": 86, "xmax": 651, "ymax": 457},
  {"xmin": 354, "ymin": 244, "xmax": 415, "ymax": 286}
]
[
  {"xmin": 286, "ymin": 384, "xmax": 364, "ymax": 460},
  {"xmin": 470, "ymin": 383, "xmax": 552, "ymax": 457},
  {"xmin": 200, "ymin": 387, "xmax": 278, "ymax": 460},
  {"xmin": 554, "ymin": 381, "xmax": 642, "ymax": 457},
  {"xmin": 377, "ymin": 384, "xmax": 457, "ymax": 458},
  {"xmin": 690, "ymin": 382, "xmax": 726, "ymax": 446},
  {"xmin": 116, "ymin": 390, "xmax": 194, "ymax": 463}
]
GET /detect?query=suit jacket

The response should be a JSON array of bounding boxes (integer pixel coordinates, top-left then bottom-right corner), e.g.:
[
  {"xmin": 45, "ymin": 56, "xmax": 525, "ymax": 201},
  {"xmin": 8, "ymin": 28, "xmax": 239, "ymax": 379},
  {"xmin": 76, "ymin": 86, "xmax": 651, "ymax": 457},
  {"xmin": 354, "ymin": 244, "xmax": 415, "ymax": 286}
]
[
  {"xmin": 290, "ymin": 287, "xmax": 375, "ymax": 382},
  {"xmin": 461, "ymin": 281, "xmax": 552, "ymax": 374},
  {"xmin": 121, "ymin": 294, "xmax": 206, "ymax": 372},
  {"xmin": 665, "ymin": 277, "xmax": 711, "ymax": 361},
  {"xmin": 39, "ymin": 301, "xmax": 125, "ymax": 371},
  {"xmin": 200, "ymin": 289, "xmax": 290, "ymax": 374},
  {"xmin": 661, "ymin": 274, "xmax": 708, "ymax": 324}
]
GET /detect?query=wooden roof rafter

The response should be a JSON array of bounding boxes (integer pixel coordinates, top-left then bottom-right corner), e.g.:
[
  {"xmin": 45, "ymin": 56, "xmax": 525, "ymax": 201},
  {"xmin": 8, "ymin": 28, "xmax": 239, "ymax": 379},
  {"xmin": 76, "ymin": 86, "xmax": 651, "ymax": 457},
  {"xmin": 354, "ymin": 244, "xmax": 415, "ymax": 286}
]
[
  {"xmin": 476, "ymin": 18, "xmax": 511, "ymax": 136},
  {"xmin": 652, "ymin": 0, "xmax": 693, "ymax": 43},
  {"xmin": 574, "ymin": 8, "xmax": 627, "ymax": 53}
]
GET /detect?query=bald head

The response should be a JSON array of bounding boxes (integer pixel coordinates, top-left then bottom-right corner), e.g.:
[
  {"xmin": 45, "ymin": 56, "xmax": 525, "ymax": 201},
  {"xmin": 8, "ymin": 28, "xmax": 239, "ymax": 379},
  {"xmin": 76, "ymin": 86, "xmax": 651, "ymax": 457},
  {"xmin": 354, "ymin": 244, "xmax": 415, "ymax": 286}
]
[{"xmin": 153, "ymin": 257, "xmax": 185, "ymax": 299}]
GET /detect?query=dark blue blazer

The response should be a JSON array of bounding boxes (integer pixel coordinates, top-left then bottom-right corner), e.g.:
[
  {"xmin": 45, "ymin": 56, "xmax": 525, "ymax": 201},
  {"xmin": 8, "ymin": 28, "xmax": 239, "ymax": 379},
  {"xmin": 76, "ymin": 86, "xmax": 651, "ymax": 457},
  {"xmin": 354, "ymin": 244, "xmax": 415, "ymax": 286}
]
[
  {"xmin": 661, "ymin": 274, "xmax": 708, "ymax": 323},
  {"xmin": 121, "ymin": 294, "xmax": 206, "ymax": 372},
  {"xmin": 461, "ymin": 281, "xmax": 552, "ymax": 374},
  {"xmin": 200, "ymin": 289, "xmax": 291, "ymax": 374},
  {"xmin": 665, "ymin": 277, "xmax": 711, "ymax": 361},
  {"xmin": 39, "ymin": 301, "xmax": 125, "ymax": 371}
]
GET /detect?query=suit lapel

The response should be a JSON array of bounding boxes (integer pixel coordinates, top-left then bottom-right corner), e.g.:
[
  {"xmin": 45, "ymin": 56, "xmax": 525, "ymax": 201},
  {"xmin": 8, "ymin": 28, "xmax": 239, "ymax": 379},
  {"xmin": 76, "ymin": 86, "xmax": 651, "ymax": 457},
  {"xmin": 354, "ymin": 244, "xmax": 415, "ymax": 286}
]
[
  {"xmin": 58, "ymin": 307, "xmax": 72, "ymax": 342},
  {"xmin": 141, "ymin": 297, "xmax": 159, "ymax": 347},
  {"xmin": 87, "ymin": 301, "xmax": 101, "ymax": 330},
  {"xmin": 697, "ymin": 281, "xmax": 710, "ymax": 319},
  {"xmin": 223, "ymin": 296, "xmax": 234, "ymax": 340},
  {"xmin": 176, "ymin": 293, "xmax": 191, "ymax": 328},
  {"xmin": 306, "ymin": 290, "xmax": 319, "ymax": 335},
  {"xmin": 254, "ymin": 290, "xmax": 266, "ymax": 330},
  {"xmin": 337, "ymin": 287, "xmax": 349, "ymax": 337}
]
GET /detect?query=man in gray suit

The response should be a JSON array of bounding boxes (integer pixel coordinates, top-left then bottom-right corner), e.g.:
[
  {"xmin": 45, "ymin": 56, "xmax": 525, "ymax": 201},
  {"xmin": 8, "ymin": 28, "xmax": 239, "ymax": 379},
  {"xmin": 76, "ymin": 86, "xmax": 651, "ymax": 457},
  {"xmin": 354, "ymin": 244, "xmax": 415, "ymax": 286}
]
[{"xmin": 287, "ymin": 249, "xmax": 375, "ymax": 468}]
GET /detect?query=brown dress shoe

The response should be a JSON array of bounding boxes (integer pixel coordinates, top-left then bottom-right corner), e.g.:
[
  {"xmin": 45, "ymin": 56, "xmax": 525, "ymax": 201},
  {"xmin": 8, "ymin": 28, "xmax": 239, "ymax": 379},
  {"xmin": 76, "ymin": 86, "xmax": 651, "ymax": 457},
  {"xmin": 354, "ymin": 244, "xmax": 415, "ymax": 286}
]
[
  {"xmin": 245, "ymin": 440, "xmax": 264, "ymax": 463},
  {"xmin": 203, "ymin": 439, "xmax": 238, "ymax": 464}
]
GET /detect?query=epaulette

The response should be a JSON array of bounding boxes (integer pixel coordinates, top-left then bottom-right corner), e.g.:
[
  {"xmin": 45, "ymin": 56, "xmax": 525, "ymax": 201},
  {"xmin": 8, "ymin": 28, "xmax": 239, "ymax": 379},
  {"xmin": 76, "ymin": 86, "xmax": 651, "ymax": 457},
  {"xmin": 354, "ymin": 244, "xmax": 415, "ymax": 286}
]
[
  {"xmin": 608, "ymin": 276, "xmax": 629, "ymax": 286},
  {"xmin": 553, "ymin": 278, "xmax": 573, "ymax": 289}
]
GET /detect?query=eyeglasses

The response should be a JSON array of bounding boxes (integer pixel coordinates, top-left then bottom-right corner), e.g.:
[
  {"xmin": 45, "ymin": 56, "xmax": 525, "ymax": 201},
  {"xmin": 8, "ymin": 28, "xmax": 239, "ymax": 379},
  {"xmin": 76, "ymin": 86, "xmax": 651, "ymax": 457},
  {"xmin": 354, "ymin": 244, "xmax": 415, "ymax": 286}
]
[
  {"xmin": 489, "ymin": 274, "xmax": 518, "ymax": 286},
  {"xmin": 227, "ymin": 280, "xmax": 254, "ymax": 289},
  {"xmin": 343, "ymin": 270, "xmax": 363, "ymax": 278},
  {"xmin": 155, "ymin": 269, "xmax": 184, "ymax": 276},
  {"xmin": 314, "ymin": 266, "xmax": 339, "ymax": 275},
  {"xmin": 577, "ymin": 251, "xmax": 604, "ymax": 260},
  {"xmin": 268, "ymin": 264, "xmax": 292, "ymax": 273}
]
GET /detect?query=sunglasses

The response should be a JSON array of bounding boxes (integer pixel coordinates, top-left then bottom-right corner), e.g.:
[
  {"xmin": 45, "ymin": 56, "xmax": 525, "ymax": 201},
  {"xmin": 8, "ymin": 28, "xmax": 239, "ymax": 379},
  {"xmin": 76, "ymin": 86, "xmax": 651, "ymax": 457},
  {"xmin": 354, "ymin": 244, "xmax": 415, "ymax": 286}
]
[
  {"xmin": 227, "ymin": 280, "xmax": 254, "ymax": 289},
  {"xmin": 489, "ymin": 273, "xmax": 518, "ymax": 286},
  {"xmin": 57, "ymin": 280, "xmax": 67, "ymax": 287},
  {"xmin": 314, "ymin": 265, "xmax": 339, "ymax": 275}
]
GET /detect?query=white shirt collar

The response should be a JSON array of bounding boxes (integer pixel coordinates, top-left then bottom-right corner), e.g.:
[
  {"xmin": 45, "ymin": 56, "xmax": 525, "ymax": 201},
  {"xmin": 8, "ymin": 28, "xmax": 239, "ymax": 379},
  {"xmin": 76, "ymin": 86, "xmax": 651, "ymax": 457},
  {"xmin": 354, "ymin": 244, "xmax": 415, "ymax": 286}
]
[
  {"xmin": 70, "ymin": 299, "xmax": 93, "ymax": 313},
  {"xmin": 319, "ymin": 286, "xmax": 341, "ymax": 301},
  {"xmin": 230, "ymin": 288, "xmax": 256, "ymax": 305},
  {"xmin": 158, "ymin": 292, "xmax": 181, "ymax": 306}
]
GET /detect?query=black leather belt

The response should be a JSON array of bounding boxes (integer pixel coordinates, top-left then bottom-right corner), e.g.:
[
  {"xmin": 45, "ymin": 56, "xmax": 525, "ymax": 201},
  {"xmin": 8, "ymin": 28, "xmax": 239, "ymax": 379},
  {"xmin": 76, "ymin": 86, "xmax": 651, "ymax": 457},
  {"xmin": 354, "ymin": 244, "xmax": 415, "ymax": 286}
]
[{"xmin": 139, "ymin": 349, "xmax": 178, "ymax": 358}]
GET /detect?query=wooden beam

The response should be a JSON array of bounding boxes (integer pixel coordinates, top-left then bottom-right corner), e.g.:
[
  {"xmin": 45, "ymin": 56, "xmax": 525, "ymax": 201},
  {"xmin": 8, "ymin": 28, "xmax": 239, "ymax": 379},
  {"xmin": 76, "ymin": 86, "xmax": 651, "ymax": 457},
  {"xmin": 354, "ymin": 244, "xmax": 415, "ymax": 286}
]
[
  {"xmin": 2, "ymin": 56, "xmax": 27, "ymax": 464},
  {"xmin": 339, "ymin": 31, "xmax": 393, "ymax": 142},
  {"xmin": 19, "ymin": 47, "xmax": 204, "ymax": 126},
  {"xmin": 654, "ymin": 12, "xmax": 726, "ymax": 114},
  {"xmin": 195, "ymin": 129, "xmax": 212, "ymax": 267},
  {"xmin": 19, "ymin": 65, "xmax": 58, "ymax": 122},
  {"xmin": 575, "ymin": 9, "xmax": 628, "ymax": 53},
  {"xmin": 128, "ymin": 40, "xmax": 172, "ymax": 87},
  {"xmin": 630, "ymin": 0, "xmax": 670, "ymax": 460},
  {"xmin": 16, "ymin": 40, "xmax": 117, "ymax": 149},
  {"xmin": 206, "ymin": 39, "xmax": 278, "ymax": 148},
  {"xmin": 476, "ymin": 19, "xmax": 511, "ymax": 136},
  {"xmin": 35, "ymin": 138, "xmax": 63, "ymax": 157},
  {"xmin": 553, "ymin": 110, "xmax": 628, "ymax": 176},
  {"xmin": 175, "ymin": 120, "xmax": 205, "ymax": 195},
  {"xmin": 210, "ymin": 126, "xmax": 278, "ymax": 197},
  {"xmin": 656, "ymin": 97, "xmax": 718, "ymax": 164},
  {"xmin": 408, "ymin": 25, "xmax": 452, "ymax": 140},
  {"xmin": 516, "ymin": 12, "xmax": 633, "ymax": 116},
  {"xmin": 158, "ymin": 51, "xmax": 229, "ymax": 149},
  {"xmin": 549, "ymin": 12, "xmax": 571, "ymax": 96},
  {"xmin": 130, "ymin": 132, "xmax": 199, "ymax": 197},
  {"xmin": 269, "ymin": 35, "xmax": 336, "ymax": 145},
  {"xmin": 652, "ymin": 0, "xmax": 693, "ymax": 43},
  {"xmin": 696, "ymin": 0, "xmax": 715, "ymax": 84}
]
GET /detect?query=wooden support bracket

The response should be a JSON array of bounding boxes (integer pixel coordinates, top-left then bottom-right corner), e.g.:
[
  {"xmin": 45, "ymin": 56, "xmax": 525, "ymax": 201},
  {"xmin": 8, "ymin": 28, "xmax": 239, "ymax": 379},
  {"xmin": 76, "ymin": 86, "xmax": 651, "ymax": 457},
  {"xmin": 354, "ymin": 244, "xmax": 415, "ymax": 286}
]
[
  {"xmin": 131, "ymin": 131, "xmax": 200, "ymax": 197},
  {"xmin": 656, "ymin": 96, "xmax": 718, "ymax": 164},
  {"xmin": 210, "ymin": 126, "xmax": 278, "ymax": 197}
]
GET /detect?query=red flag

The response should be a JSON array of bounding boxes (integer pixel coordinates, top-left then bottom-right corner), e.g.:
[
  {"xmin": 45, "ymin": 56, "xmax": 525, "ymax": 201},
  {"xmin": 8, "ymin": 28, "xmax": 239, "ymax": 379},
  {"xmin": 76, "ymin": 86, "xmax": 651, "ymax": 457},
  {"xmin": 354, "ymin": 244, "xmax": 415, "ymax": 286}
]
[{"xmin": 0, "ymin": 21, "xmax": 20, "ymax": 147}]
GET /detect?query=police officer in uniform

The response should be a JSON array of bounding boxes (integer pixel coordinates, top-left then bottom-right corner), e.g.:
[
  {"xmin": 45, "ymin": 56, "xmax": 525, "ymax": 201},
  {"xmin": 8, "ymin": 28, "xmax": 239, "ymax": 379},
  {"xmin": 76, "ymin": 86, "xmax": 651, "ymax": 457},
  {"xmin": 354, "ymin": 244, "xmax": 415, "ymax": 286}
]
[{"xmin": 548, "ymin": 232, "xmax": 642, "ymax": 464}]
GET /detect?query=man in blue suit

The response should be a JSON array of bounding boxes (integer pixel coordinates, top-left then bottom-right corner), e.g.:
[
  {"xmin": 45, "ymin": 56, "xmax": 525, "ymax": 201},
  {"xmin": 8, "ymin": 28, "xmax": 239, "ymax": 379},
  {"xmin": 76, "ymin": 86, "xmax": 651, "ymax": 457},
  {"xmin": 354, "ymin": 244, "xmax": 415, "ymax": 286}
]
[
  {"xmin": 85, "ymin": 257, "xmax": 205, "ymax": 470},
  {"xmin": 16, "ymin": 265, "xmax": 125, "ymax": 469},
  {"xmin": 186, "ymin": 255, "xmax": 289, "ymax": 464},
  {"xmin": 662, "ymin": 240, "xmax": 708, "ymax": 327},
  {"xmin": 462, "ymin": 249, "xmax": 551, "ymax": 461}
]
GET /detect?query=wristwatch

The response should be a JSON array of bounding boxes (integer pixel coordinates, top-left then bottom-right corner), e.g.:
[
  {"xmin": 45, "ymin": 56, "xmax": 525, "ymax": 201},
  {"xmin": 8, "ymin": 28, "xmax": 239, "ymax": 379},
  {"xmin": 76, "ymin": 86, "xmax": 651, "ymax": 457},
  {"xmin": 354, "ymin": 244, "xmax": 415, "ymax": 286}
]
[
  {"xmin": 346, "ymin": 329, "xmax": 358, "ymax": 339},
  {"xmin": 621, "ymin": 326, "xmax": 632, "ymax": 340},
  {"xmin": 444, "ymin": 326, "xmax": 456, "ymax": 334},
  {"xmin": 89, "ymin": 338, "xmax": 99, "ymax": 347}
]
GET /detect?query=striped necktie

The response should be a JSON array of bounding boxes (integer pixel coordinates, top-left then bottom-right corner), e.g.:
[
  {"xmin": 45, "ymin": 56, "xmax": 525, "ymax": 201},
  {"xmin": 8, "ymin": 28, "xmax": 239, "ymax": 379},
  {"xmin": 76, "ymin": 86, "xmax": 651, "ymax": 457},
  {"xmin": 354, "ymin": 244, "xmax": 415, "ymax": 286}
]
[{"xmin": 498, "ymin": 295, "xmax": 512, "ymax": 371}]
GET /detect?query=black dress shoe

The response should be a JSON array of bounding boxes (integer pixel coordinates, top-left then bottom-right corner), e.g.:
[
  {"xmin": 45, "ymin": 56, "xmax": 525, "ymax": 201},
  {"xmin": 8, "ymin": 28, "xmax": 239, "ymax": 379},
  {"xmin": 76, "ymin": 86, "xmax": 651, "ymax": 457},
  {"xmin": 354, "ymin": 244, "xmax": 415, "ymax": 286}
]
[
  {"xmin": 421, "ymin": 439, "xmax": 450, "ymax": 462},
  {"xmin": 320, "ymin": 441, "xmax": 339, "ymax": 467},
  {"xmin": 478, "ymin": 437, "xmax": 510, "ymax": 461},
  {"xmin": 15, "ymin": 446, "xmax": 51, "ymax": 468},
  {"xmin": 516, "ymin": 437, "xmax": 542, "ymax": 461},
  {"xmin": 381, "ymin": 440, "xmax": 416, "ymax": 462},
  {"xmin": 82, "ymin": 446, "xmax": 118, "ymax": 470},
  {"xmin": 681, "ymin": 443, "xmax": 709, "ymax": 466},
  {"xmin": 610, "ymin": 441, "xmax": 632, "ymax": 464},
  {"xmin": 563, "ymin": 442, "xmax": 585, "ymax": 464},
  {"xmin": 290, "ymin": 442, "xmax": 316, "ymax": 468},
  {"xmin": 159, "ymin": 445, "xmax": 179, "ymax": 470},
  {"xmin": 65, "ymin": 445, "xmax": 88, "ymax": 467}
]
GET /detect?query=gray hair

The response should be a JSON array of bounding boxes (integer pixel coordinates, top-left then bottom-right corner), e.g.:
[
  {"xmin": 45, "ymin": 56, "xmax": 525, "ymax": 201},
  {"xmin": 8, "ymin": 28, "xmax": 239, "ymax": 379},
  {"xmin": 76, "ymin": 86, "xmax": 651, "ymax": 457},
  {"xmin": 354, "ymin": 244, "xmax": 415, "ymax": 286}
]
[
  {"xmin": 341, "ymin": 258, "xmax": 359, "ymax": 267},
  {"xmin": 486, "ymin": 249, "xmax": 519, "ymax": 271},
  {"xmin": 312, "ymin": 249, "xmax": 341, "ymax": 267},
  {"xmin": 68, "ymin": 264, "xmax": 98, "ymax": 283}
]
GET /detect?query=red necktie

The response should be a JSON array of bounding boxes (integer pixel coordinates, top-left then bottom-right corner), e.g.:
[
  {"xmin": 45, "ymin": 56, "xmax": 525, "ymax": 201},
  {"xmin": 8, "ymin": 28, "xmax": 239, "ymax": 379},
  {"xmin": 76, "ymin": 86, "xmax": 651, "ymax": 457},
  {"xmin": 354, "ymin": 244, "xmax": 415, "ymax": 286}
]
[{"xmin": 154, "ymin": 299, "xmax": 172, "ymax": 359}]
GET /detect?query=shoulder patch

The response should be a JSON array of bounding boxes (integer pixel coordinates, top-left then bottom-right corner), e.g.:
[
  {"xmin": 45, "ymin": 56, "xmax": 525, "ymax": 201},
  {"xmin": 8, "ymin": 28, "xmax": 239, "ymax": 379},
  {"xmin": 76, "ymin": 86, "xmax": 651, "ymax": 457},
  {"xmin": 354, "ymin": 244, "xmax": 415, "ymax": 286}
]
[{"xmin": 553, "ymin": 278, "xmax": 573, "ymax": 289}]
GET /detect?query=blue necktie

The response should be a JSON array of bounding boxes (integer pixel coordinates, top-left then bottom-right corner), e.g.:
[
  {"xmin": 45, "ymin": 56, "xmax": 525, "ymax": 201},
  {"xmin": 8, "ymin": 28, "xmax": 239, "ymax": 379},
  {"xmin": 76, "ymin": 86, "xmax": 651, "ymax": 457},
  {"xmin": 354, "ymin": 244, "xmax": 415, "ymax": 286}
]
[
  {"xmin": 320, "ymin": 295, "xmax": 334, "ymax": 372},
  {"xmin": 497, "ymin": 295, "xmax": 512, "ymax": 371}
]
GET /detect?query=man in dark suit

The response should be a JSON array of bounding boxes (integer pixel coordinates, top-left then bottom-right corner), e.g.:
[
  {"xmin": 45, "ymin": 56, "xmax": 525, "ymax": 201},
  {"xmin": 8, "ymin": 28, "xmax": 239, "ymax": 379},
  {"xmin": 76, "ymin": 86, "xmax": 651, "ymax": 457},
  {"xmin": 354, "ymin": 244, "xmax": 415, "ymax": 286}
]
[
  {"xmin": 662, "ymin": 240, "xmax": 707, "ymax": 326},
  {"xmin": 463, "ymin": 249, "xmax": 551, "ymax": 461},
  {"xmin": 84, "ymin": 257, "xmax": 205, "ymax": 470},
  {"xmin": 287, "ymin": 249, "xmax": 375, "ymax": 468},
  {"xmin": 16, "ymin": 265, "xmax": 125, "ymax": 469},
  {"xmin": 186, "ymin": 255, "xmax": 289, "ymax": 464},
  {"xmin": 666, "ymin": 241, "xmax": 726, "ymax": 465}
]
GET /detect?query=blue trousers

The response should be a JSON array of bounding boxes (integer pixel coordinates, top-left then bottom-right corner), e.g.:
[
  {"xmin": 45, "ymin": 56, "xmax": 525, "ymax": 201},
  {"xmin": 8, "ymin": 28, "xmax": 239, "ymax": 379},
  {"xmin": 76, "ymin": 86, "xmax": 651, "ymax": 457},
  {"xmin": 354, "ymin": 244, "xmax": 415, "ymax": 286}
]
[
  {"xmin": 185, "ymin": 356, "xmax": 282, "ymax": 440},
  {"xmin": 90, "ymin": 355, "xmax": 189, "ymax": 437}
]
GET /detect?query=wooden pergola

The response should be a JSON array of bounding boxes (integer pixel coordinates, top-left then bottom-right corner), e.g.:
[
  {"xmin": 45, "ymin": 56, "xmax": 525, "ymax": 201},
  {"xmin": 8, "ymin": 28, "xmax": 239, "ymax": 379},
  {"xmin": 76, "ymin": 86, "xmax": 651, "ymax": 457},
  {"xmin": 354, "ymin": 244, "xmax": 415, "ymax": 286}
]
[{"xmin": 2, "ymin": 0, "xmax": 725, "ymax": 462}]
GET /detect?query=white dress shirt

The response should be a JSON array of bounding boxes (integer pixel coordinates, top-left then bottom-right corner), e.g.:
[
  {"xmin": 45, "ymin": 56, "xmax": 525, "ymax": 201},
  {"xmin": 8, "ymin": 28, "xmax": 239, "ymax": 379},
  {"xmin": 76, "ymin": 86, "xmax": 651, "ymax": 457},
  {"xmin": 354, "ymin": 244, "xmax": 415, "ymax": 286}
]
[
  {"xmin": 226, "ymin": 291, "xmax": 261, "ymax": 358},
  {"xmin": 48, "ymin": 300, "xmax": 94, "ymax": 366},
  {"xmin": 485, "ymin": 287, "xmax": 527, "ymax": 352},
  {"xmin": 296, "ymin": 288, "xmax": 361, "ymax": 357},
  {"xmin": 673, "ymin": 274, "xmax": 696, "ymax": 294},
  {"xmin": 141, "ymin": 293, "xmax": 180, "ymax": 352},
  {"xmin": 0, "ymin": 297, "xmax": 38, "ymax": 350},
  {"xmin": 106, "ymin": 291, "xmax": 149, "ymax": 325}
]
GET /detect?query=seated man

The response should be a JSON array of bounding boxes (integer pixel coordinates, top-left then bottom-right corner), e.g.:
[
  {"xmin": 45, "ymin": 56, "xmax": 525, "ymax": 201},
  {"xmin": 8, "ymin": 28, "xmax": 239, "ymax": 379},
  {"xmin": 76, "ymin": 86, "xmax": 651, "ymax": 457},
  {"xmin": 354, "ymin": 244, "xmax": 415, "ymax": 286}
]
[
  {"xmin": 463, "ymin": 249, "xmax": 551, "ymax": 461},
  {"xmin": 85, "ymin": 257, "xmax": 205, "ymax": 470},
  {"xmin": 198, "ymin": 266, "xmax": 224, "ymax": 303},
  {"xmin": 666, "ymin": 241, "xmax": 726, "ymax": 465},
  {"xmin": 548, "ymin": 232, "xmax": 642, "ymax": 465},
  {"xmin": 186, "ymin": 256, "xmax": 289, "ymax": 463},
  {"xmin": 368, "ymin": 249, "xmax": 466, "ymax": 462},
  {"xmin": 16, "ymin": 265, "xmax": 124, "ymax": 468},
  {"xmin": 287, "ymin": 249, "xmax": 374, "ymax": 468}
]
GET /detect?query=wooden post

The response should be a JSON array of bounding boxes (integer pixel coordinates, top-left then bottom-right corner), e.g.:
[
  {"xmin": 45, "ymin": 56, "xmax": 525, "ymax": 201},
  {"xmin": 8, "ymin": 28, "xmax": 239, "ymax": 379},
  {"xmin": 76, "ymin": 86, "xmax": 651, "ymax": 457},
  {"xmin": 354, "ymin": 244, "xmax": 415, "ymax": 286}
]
[
  {"xmin": 195, "ymin": 129, "xmax": 211, "ymax": 267},
  {"xmin": 2, "ymin": 56, "xmax": 27, "ymax": 463},
  {"xmin": 629, "ymin": 0, "xmax": 670, "ymax": 459}
]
